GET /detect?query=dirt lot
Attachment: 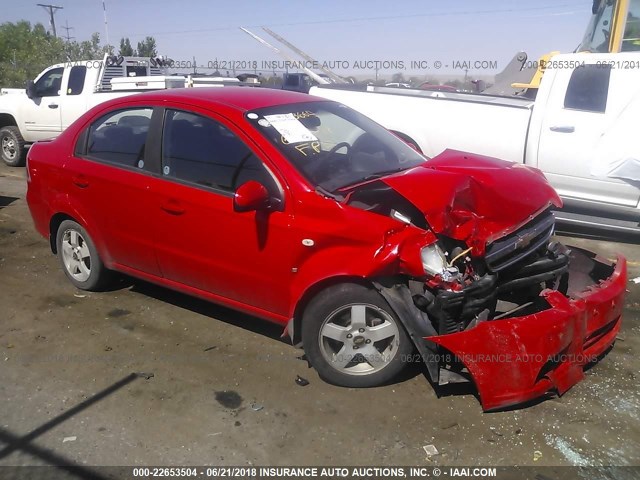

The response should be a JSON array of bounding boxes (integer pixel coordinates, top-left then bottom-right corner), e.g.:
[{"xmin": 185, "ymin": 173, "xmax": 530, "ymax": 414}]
[{"xmin": 1, "ymin": 163, "xmax": 639, "ymax": 469}]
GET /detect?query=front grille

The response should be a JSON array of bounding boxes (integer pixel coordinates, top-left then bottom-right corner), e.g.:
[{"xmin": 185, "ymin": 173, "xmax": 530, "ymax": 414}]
[{"xmin": 485, "ymin": 210, "xmax": 555, "ymax": 272}]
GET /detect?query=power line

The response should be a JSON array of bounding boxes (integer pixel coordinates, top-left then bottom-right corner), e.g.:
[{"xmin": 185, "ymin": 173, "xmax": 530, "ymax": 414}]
[
  {"xmin": 36, "ymin": 3, "xmax": 63, "ymax": 38},
  {"xmin": 61, "ymin": 20, "xmax": 74, "ymax": 42},
  {"xmin": 128, "ymin": 3, "xmax": 586, "ymax": 38}
]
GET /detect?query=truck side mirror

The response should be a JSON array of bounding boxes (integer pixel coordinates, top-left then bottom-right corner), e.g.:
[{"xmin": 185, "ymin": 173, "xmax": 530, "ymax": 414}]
[{"xmin": 26, "ymin": 80, "xmax": 37, "ymax": 99}]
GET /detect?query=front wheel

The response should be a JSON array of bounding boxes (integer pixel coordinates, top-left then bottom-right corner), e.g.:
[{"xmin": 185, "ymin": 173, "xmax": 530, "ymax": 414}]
[
  {"xmin": 56, "ymin": 220, "xmax": 111, "ymax": 291},
  {"xmin": 301, "ymin": 283, "xmax": 413, "ymax": 388}
]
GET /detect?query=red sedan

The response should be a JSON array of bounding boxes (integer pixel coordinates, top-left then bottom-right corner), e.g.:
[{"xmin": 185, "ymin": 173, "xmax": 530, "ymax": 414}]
[{"xmin": 26, "ymin": 87, "xmax": 626, "ymax": 411}]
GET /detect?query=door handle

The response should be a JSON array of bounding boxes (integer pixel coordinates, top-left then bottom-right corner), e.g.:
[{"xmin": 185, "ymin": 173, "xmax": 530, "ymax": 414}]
[
  {"xmin": 48, "ymin": 104, "xmax": 59, "ymax": 109},
  {"xmin": 550, "ymin": 125, "xmax": 575, "ymax": 133},
  {"xmin": 72, "ymin": 175, "xmax": 89, "ymax": 188},
  {"xmin": 161, "ymin": 200, "xmax": 185, "ymax": 215}
]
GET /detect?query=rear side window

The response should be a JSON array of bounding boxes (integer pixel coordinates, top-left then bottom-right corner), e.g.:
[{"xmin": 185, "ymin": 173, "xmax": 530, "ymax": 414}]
[
  {"xmin": 67, "ymin": 66, "xmax": 87, "ymax": 95},
  {"xmin": 161, "ymin": 109, "xmax": 277, "ymax": 193},
  {"xmin": 85, "ymin": 108, "xmax": 153, "ymax": 168},
  {"xmin": 564, "ymin": 64, "xmax": 611, "ymax": 113}
]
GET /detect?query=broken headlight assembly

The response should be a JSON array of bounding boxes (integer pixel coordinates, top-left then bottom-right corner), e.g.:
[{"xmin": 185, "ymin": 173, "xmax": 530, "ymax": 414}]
[{"xmin": 420, "ymin": 244, "xmax": 460, "ymax": 282}]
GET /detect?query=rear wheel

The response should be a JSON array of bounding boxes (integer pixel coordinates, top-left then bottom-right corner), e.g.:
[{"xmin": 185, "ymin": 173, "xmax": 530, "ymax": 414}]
[
  {"xmin": 56, "ymin": 220, "xmax": 111, "ymax": 291},
  {"xmin": 302, "ymin": 283, "xmax": 413, "ymax": 387},
  {"xmin": 0, "ymin": 126, "xmax": 26, "ymax": 167}
]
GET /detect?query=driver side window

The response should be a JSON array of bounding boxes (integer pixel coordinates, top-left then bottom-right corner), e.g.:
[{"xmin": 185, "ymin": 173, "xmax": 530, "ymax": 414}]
[
  {"xmin": 35, "ymin": 67, "xmax": 64, "ymax": 97},
  {"xmin": 161, "ymin": 109, "xmax": 277, "ymax": 194}
]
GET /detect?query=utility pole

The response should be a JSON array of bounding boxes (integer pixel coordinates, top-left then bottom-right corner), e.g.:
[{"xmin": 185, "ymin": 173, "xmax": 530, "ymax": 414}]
[
  {"xmin": 61, "ymin": 21, "xmax": 74, "ymax": 42},
  {"xmin": 37, "ymin": 4, "xmax": 63, "ymax": 38}
]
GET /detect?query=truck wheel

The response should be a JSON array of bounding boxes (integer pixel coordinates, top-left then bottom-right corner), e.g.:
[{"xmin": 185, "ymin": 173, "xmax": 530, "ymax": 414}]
[
  {"xmin": 56, "ymin": 220, "xmax": 111, "ymax": 291},
  {"xmin": 301, "ymin": 283, "xmax": 412, "ymax": 388},
  {"xmin": 0, "ymin": 126, "xmax": 26, "ymax": 167}
]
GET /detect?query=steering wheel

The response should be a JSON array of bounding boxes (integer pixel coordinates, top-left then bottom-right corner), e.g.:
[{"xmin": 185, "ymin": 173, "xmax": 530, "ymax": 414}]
[
  {"xmin": 302, "ymin": 141, "xmax": 351, "ymax": 180},
  {"xmin": 326, "ymin": 141, "xmax": 351, "ymax": 159}
]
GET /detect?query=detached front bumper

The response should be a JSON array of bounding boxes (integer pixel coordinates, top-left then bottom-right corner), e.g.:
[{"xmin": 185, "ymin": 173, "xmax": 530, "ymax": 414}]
[{"xmin": 428, "ymin": 247, "xmax": 627, "ymax": 411}]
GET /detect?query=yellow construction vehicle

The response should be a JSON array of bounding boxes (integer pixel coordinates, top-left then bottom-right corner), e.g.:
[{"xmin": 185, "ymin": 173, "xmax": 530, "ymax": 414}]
[
  {"xmin": 579, "ymin": 0, "xmax": 640, "ymax": 53},
  {"xmin": 490, "ymin": 0, "xmax": 639, "ymax": 95}
]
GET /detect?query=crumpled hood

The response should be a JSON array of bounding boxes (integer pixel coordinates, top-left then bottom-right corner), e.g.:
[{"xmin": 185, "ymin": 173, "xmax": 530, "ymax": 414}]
[{"xmin": 381, "ymin": 150, "xmax": 562, "ymax": 251}]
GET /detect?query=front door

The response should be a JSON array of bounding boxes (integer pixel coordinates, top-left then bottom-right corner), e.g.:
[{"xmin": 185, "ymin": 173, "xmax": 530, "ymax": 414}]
[
  {"xmin": 536, "ymin": 62, "xmax": 640, "ymax": 208},
  {"xmin": 20, "ymin": 67, "xmax": 63, "ymax": 140},
  {"xmin": 151, "ymin": 107, "xmax": 294, "ymax": 317}
]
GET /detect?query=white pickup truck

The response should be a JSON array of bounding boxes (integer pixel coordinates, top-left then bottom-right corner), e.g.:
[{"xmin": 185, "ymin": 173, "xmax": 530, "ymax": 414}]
[
  {"xmin": 311, "ymin": 52, "xmax": 640, "ymax": 236},
  {"xmin": 0, "ymin": 55, "xmax": 172, "ymax": 166}
]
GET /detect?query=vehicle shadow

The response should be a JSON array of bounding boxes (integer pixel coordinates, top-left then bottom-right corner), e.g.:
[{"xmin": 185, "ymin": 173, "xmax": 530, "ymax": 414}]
[
  {"xmin": 0, "ymin": 373, "xmax": 143, "ymax": 478},
  {"xmin": 0, "ymin": 195, "xmax": 19, "ymax": 209},
  {"xmin": 112, "ymin": 275, "xmax": 427, "ymax": 386},
  {"xmin": 126, "ymin": 277, "xmax": 286, "ymax": 343}
]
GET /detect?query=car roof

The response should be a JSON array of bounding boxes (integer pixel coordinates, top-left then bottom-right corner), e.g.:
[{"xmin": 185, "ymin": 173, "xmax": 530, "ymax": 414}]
[{"xmin": 120, "ymin": 87, "xmax": 323, "ymax": 111}]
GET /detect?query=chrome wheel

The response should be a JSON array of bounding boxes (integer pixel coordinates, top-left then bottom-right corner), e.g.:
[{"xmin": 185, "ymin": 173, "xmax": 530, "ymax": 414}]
[
  {"xmin": 61, "ymin": 229, "xmax": 92, "ymax": 282},
  {"xmin": 319, "ymin": 303, "xmax": 400, "ymax": 375},
  {"xmin": 1, "ymin": 135, "xmax": 16, "ymax": 161}
]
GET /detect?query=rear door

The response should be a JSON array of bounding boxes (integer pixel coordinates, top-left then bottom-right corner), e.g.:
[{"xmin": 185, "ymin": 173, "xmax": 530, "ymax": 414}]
[
  {"xmin": 150, "ymin": 106, "xmax": 295, "ymax": 317},
  {"xmin": 67, "ymin": 106, "xmax": 162, "ymax": 275},
  {"xmin": 535, "ymin": 60, "xmax": 640, "ymax": 207}
]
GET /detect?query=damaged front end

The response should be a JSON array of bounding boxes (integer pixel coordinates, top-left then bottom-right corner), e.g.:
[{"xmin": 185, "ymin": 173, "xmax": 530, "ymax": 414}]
[
  {"xmin": 327, "ymin": 153, "xmax": 626, "ymax": 410},
  {"xmin": 377, "ymin": 209, "xmax": 626, "ymax": 411}
]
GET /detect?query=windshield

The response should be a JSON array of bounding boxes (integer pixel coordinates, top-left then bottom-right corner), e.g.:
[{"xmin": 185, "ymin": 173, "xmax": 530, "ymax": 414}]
[
  {"xmin": 247, "ymin": 101, "xmax": 426, "ymax": 192},
  {"xmin": 578, "ymin": 0, "xmax": 616, "ymax": 52}
]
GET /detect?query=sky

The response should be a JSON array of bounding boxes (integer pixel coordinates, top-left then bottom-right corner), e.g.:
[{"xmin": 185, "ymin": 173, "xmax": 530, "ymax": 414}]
[{"xmin": 0, "ymin": 0, "xmax": 594, "ymax": 78}]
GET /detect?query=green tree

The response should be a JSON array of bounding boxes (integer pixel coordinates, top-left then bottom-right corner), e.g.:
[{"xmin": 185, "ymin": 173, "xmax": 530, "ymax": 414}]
[
  {"xmin": 136, "ymin": 36, "xmax": 157, "ymax": 58},
  {"xmin": 65, "ymin": 33, "xmax": 111, "ymax": 62},
  {"xmin": 0, "ymin": 21, "xmax": 66, "ymax": 87},
  {"xmin": 119, "ymin": 37, "xmax": 135, "ymax": 56}
]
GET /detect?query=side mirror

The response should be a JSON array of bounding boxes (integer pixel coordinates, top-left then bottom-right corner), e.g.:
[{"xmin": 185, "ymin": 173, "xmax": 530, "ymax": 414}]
[
  {"xmin": 233, "ymin": 181, "xmax": 271, "ymax": 213},
  {"xmin": 26, "ymin": 80, "xmax": 37, "ymax": 99}
]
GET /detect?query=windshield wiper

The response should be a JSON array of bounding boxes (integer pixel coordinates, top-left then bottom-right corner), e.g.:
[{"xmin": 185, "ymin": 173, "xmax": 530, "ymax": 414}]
[
  {"xmin": 361, "ymin": 167, "xmax": 408, "ymax": 182},
  {"xmin": 316, "ymin": 186, "xmax": 345, "ymax": 202}
]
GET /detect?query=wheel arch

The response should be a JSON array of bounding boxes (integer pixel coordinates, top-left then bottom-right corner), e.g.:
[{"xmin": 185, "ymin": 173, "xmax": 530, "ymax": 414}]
[
  {"xmin": 49, "ymin": 213, "xmax": 78, "ymax": 254},
  {"xmin": 289, "ymin": 275, "xmax": 374, "ymax": 346},
  {"xmin": 0, "ymin": 113, "xmax": 18, "ymax": 130},
  {"xmin": 48, "ymin": 211, "xmax": 111, "ymax": 265}
]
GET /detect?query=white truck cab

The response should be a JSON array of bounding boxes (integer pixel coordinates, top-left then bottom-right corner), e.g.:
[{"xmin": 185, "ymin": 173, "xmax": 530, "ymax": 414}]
[{"xmin": 0, "ymin": 55, "xmax": 165, "ymax": 165}]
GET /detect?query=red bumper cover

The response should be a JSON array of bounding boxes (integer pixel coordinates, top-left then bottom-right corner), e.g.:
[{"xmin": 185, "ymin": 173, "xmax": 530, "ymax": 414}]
[{"xmin": 428, "ymin": 252, "xmax": 627, "ymax": 411}]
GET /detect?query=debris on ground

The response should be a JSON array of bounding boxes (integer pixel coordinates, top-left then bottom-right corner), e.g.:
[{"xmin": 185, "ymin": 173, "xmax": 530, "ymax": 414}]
[
  {"xmin": 296, "ymin": 355, "xmax": 312, "ymax": 368},
  {"xmin": 423, "ymin": 444, "xmax": 439, "ymax": 456},
  {"xmin": 632, "ymin": 277, "xmax": 640, "ymax": 284},
  {"xmin": 203, "ymin": 346, "xmax": 217, "ymax": 352},
  {"xmin": 250, "ymin": 403, "xmax": 264, "ymax": 411},
  {"xmin": 63, "ymin": 436, "xmax": 77, "ymax": 443},
  {"xmin": 295, "ymin": 375, "xmax": 309, "ymax": 386},
  {"xmin": 533, "ymin": 450, "xmax": 543, "ymax": 461},
  {"xmin": 136, "ymin": 372, "xmax": 154, "ymax": 380}
]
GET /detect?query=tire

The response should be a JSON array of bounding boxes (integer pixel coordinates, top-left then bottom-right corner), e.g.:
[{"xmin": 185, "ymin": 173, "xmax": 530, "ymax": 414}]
[
  {"xmin": 301, "ymin": 283, "xmax": 413, "ymax": 388},
  {"xmin": 55, "ymin": 220, "xmax": 111, "ymax": 291},
  {"xmin": 0, "ymin": 126, "xmax": 26, "ymax": 167}
]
